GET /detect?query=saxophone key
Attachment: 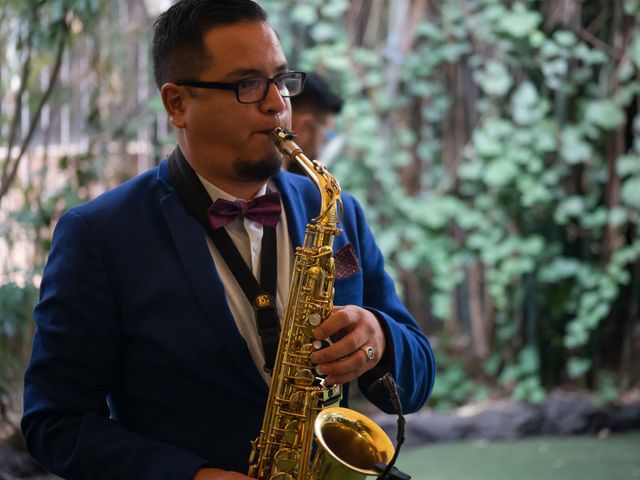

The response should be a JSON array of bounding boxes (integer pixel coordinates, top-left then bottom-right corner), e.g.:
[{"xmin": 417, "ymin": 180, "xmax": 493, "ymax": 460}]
[
  {"xmin": 273, "ymin": 448, "xmax": 298, "ymax": 474},
  {"xmin": 291, "ymin": 368, "xmax": 314, "ymax": 386},
  {"xmin": 307, "ymin": 312, "xmax": 322, "ymax": 326},
  {"xmin": 305, "ymin": 265, "xmax": 325, "ymax": 297}
]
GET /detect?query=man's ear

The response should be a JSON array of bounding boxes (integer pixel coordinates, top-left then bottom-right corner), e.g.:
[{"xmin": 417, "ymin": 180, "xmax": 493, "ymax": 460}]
[{"xmin": 160, "ymin": 83, "xmax": 188, "ymax": 129}]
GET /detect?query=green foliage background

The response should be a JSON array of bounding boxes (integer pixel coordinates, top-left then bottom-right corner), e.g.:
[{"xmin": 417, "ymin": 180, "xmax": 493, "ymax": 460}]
[
  {"xmin": 1, "ymin": 0, "xmax": 639, "ymax": 414},
  {"xmin": 261, "ymin": 0, "xmax": 640, "ymax": 407}
]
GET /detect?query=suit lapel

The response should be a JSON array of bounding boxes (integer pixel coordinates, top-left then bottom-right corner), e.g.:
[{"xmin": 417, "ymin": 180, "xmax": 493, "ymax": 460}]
[{"xmin": 157, "ymin": 160, "xmax": 267, "ymax": 393}]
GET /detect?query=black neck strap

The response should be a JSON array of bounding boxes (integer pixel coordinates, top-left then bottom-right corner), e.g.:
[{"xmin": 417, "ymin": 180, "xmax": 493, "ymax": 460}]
[{"xmin": 168, "ymin": 148, "xmax": 280, "ymax": 374}]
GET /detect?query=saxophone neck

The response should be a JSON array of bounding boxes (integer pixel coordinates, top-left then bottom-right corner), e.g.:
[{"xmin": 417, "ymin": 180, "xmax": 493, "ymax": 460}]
[{"xmin": 271, "ymin": 128, "xmax": 342, "ymax": 226}]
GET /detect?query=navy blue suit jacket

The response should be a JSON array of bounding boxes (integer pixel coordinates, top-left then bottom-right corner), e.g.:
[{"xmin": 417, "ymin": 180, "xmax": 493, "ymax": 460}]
[{"xmin": 22, "ymin": 157, "xmax": 435, "ymax": 479}]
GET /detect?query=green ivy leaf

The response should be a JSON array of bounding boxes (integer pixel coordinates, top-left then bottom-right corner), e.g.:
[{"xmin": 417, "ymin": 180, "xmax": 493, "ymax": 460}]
[
  {"xmin": 542, "ymin": 58, "xmax": 568, "ymax": 81},
  {"xmin": 483, "ymin": 159, "xmax": 519, "ymax": 187},
  {"xmin": 621, "ymin": 176, "xmax": 640, "ymax": 208},
  {"xmin": 472, "ymin": 128, "xmax": 504, "ymax": 158},
  {"xmin": 539, "ymin": 257, "xmax": 582, "ymax": 282},
  {"xmin": 458, "ymin": 160, "xmax": 484, "ymax": 180},
  {"xmin": 498, "ymin": 2, "xmax": 541, "ymax": 38},
  {"xmin": 580, "ymin": 207, "xmax": 608, "ymax": 229},
  {"xmin": 564, "ymin": 326, "xmax": 588, "ymax": 349},
  {"xmin": 624, "ymin": 0, "xmax": 640, "ymax": 16},
  {"xmin": 511, "ymin": 82, "xmax": 540, "ymax": 125},
  {"xmin": 561, "ymin": 127, "xmax": 592, "ymax": 164},
  {"xmin": 439, "ymin": 42, "xmax": 472, "ymax": 62},
  {"xmin": 575, "ymin": 43, "xmax": 608, "ymax": 65},
  {"xmin": 553, "ymin": 30, "xmax": 577, "ymax": 47},
  {"xmin": 554, "ymin": 196, "xmax": 586, "ymax": 223},
  {"xmin": 499, "ymin": 364, "xmax": 520, "ymax": 385},
  {"xmin": 432, "ymin": 292, "xmax": 452, "ymax": 319},
  {"xmin": 322, "ymin": 53, "xmax": 351, "ymax": 71},
  {"xmin": 584, "ymin": 99, "xmax": 626, "ymax": 130},
  {"xmin": 321, "ymin": 0, "xmax": 349, "ymax": 18},
  {"xmin": 483, "ymin": 353, "xmax": 501, "ymax": 376},
  {"xmin": 415, "ymin": 20, "xmax": 444, "ymax": 41},
  {"xmin": 567, "ymin": 357, "xmax": 592, "ymax": 379},
  {"xmin": 521, "ymin": 236, "xmax": 545, "ymax": 256},
  {"xmin": 310, "ymin": 22, "xmax": 336, "ymax": 42},
  {"xmin": 291, "ymin": 4, "xmax": 318, "ymax": 24},
  {"xmin": 630, "ymin": 31, "xmax": 640, "ymax": 69},
  {"xmin": 474, "ymin": 60, "xmax": 513, "ymax": 96},
  {"xmin": 518, "ymin": 346, "xmax": 540, "ymax": 374},
  {"xmin": 609, "ymin": 207, "xmax": 628, "ymax": 227},
  {"xmin": 614, "ymin": 82, "xmax": 640, "ymax": 107},
  {"xmin": 529, "ymin": 30, "xmax": 546, "ymax": 48}
]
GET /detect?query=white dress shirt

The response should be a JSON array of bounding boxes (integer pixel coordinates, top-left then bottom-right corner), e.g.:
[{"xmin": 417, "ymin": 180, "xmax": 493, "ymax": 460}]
[{"xmin": 196, "ymin": 173, "xmax": 293, "ymax": 384}]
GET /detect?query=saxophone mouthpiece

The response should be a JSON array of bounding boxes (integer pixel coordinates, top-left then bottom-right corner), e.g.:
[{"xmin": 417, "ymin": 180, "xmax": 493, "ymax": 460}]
[
  {"xmin": 271, "ymin": 127, "xmax": 295, "ymax": 147},
  {"xmin": 271, "ymin": 127, "xmax": 303, "ymax": 159}
]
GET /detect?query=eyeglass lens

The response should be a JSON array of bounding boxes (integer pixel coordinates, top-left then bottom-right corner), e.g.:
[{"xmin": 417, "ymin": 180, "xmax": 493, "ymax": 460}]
[{"xmin": 238, "ymin": 73, "xmax": 303, "ymax": 103}]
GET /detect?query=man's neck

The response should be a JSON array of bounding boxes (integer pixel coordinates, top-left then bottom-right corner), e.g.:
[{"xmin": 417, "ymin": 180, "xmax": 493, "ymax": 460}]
[
  {"xmin": 178, "ymin": 144, "xmax": 269, "ymax": 200},
  {"xmin": 197, "ymin": 172, "xmax": 269, "ymax": 202},
  {"xmin": 202, "ymin": 175, "xmax": 267, "ymax": 200}
]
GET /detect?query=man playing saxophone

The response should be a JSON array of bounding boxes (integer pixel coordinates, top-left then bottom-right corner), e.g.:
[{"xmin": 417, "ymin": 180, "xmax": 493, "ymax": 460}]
[{"xmin": 21, "ymin": 1, "xmax": 436, "ymax": 479}]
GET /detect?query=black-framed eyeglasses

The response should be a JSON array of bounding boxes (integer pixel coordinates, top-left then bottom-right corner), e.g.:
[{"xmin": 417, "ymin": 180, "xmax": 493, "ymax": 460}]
[{"xmin": 175, "ymin": 71, "xmax": 307, "ymax": 104}]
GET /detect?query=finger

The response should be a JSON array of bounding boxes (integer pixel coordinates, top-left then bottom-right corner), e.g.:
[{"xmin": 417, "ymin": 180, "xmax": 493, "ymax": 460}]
[
  {"xmin": 310, "ymin": 329, "xmax": 365, "ymax": 364},
  {"xmin": 323, "ymin": 372, "xmax": 357, "ymax": 386},
  {"xmin": 313, "ymin": 307, "xmax": 357, "ymax": 340},
  {"xmin": 317, "ymin": 350, "xmax": 368, "ymax": 384}
]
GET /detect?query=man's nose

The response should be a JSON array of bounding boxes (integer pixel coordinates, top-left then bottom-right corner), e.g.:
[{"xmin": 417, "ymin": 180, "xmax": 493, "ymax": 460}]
[{"xmin": 259, "ymin": 81, "xmax": 287, "ymax": 114}]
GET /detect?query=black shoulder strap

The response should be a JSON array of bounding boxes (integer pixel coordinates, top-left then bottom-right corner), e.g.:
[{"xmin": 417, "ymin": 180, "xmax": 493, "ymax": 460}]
[{"xmin": 167, "ymin": 148, "xmax": 280, "ymax": 373}]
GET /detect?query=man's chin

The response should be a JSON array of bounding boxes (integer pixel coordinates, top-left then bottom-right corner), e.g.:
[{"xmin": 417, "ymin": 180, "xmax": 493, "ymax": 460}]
[{"xmin": 233, "ymin": 153, "xmax": 283, "ymax": 182}]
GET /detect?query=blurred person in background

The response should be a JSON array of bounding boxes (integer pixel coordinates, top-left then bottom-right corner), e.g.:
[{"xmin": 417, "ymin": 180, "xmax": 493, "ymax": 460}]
[{"xmin": 288, "ymin": 72, "xmax": 343, "ymax": 172}]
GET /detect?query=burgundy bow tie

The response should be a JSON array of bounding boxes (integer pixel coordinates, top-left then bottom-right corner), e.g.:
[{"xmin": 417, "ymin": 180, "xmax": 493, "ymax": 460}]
[{"xmin": 207, "ymin": 191, "xmax": 282, "ymax": 229}]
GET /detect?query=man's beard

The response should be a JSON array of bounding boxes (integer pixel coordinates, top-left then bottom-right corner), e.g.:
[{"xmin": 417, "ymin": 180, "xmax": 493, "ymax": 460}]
[{"xmin": 233, "ymin": 151, "xmax": 282, "ymax": 181}]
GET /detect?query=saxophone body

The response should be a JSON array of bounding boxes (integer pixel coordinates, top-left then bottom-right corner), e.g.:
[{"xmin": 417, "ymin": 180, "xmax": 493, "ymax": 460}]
[{"xmin": 247, "ymin": 128, "xmax": 394, "ymax": 480}]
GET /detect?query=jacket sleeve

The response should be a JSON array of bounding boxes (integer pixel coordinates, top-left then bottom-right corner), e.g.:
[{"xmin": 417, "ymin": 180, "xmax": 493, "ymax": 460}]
[
  {"xmin": 346, "ymin": 197, "xmax": 436, "ymax": 414},
  {"xmin": 21, "ymin": 210, "xmax": 208, "ymax": 480}
]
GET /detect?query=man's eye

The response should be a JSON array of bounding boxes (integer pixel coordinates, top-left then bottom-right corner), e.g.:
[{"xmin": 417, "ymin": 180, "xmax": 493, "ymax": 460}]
[{"xmin": 238, "ymin": 78, "xmax": 263, "ymax": 90}]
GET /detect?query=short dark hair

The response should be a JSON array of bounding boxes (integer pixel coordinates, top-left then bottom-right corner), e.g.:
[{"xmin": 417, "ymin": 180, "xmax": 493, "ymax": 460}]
[
  {"xmin": 152, "ymin": 0, "xmax": 268, "ymax": 90},
  {"xmin": 291, "ymin": 73, "xmax": 343, "ymax": 114}
]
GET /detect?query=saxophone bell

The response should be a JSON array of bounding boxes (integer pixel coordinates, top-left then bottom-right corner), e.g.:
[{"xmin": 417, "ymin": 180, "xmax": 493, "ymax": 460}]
[{"xmin": 311, "ymin": 408, "xmax": 395, "ymax": 480}]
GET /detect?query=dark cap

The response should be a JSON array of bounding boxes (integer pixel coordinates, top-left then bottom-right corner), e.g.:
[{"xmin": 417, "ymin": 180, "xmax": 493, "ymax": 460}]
[{"xmin": 291, "ymin": 72, "xmax": 343, "ymax": 114}]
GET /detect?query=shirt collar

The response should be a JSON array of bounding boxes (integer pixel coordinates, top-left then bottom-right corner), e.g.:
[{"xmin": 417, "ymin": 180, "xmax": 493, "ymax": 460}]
[{"xmin": 196, "ymin": 173, "xmax": 268, "ymax": 203}]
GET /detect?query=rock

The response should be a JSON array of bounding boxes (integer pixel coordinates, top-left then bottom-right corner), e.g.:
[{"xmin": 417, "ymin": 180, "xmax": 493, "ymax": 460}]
[
  {"xmin": 407, "ymin": 414, "xmax": 470, "ymax": 446},
  {"xmin": 464, "ymin": 400, "xmax": 542, "ymax": 440},
  {"xmin": 373, "ymin": 392, "xmax": 640, "ymax": 446},
  {"xmin": 603, "ymin": 402, "xmax": 640, "ymax": 432},
  {"xmin": 539, "ymin": 392, "xmax": 599, "ymax": 434}
]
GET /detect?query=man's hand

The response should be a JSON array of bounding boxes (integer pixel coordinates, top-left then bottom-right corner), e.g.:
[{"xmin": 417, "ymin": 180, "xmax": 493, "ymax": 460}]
[
  {"xmin": 310, "ymin": 305, "xmax": 386, "ymax": 385},
  {"xmin": 193, "ymin": 468, "xmax": 253, "ymax": 479}
]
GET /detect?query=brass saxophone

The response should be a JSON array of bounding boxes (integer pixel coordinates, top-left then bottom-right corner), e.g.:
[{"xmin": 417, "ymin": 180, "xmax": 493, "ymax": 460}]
[{"xmin": 248, "ymin": 128, "xmax": 394, "ymax": 480}]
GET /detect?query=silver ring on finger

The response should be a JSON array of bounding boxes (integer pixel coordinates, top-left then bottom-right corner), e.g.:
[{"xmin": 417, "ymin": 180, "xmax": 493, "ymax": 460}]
[{"xmin": 359, "ymin": 345, "xmax": 375, "ymax": 362}]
